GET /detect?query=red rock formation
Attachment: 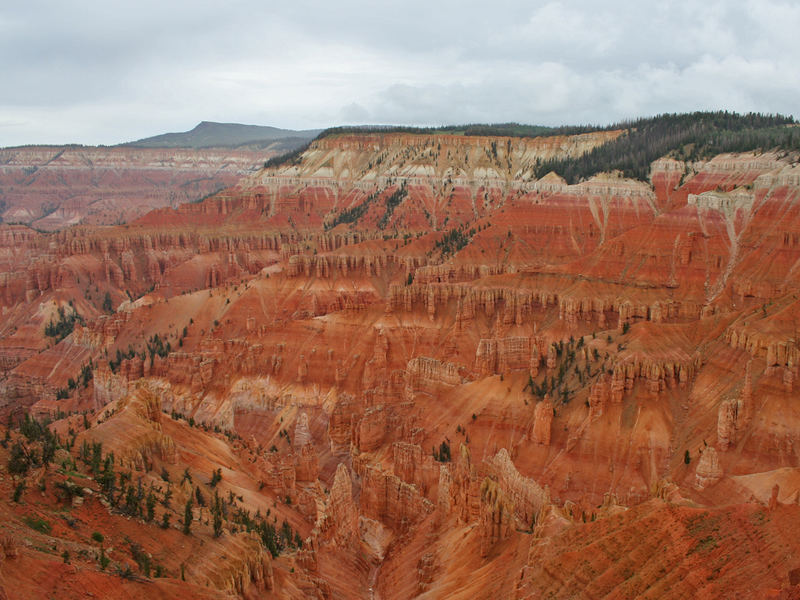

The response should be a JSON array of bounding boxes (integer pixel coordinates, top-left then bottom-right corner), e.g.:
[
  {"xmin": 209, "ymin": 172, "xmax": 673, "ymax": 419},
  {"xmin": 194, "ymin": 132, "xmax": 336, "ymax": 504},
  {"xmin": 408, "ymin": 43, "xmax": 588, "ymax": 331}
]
[
  {"xmin": 294, "ymin": 412, "xmax": 319, "ymax": 482},
  {"xmin": 392, "ymin": 441, "xmax": 438, "ymax": 494},
  {"xmin": 717, "ymin": 398, "xmax": 738, "ymax": 451},
  {"xmin": 0, "ymin": 145, "xmax": 270, "ymax": 230},
  {"xmin": 717, "ymin": 359, "xmax": 756, "ymax": 451},
  {"xmin": 769, "ymin": 484, "xmax": 781, "ymax": 511},
  {"xmin": 588, "ymin": 373, "xmax": 611, "ymax": 419},
  {"xmin": 354, "ymin": 406, "xmax": 387, "ymax": 453},
  {"xmin": 326, "ymin": 463, "xmax": 359, "ymax": 548},
  {"xmin": 404, "ymin": 357, "xmax": 462, "ymax": 400},
  {"xmin": 515, "ymin": 500, "xmax": 800, "ymax": 599},
  {"xmin": 444, "ymin": 443, "xmax": 482, "ymax": 525},
  {"xmin": 475, "ymin": 336, "xmax": 534, "ymax": 376},
  {"xmin": 357, "ymin": 464, "xmax": 433, "ymax": 532},
  {"xmin": 485, "ymin": 449, "xmax": 549, "ymax": 527},
  {"xmin": 328, "ymin": 393, "xmax": 359, "ymax": 452},
  {"xmin": 478, "ymin": 478, "xmax": 514, "ymax": 557},
  {"xmin": 416, "ymin": 551, "xmax": 436, "ymax": 594},
  {"xmin": 695, "ymin": 447, "xmax": 723, "ymax": 489},
  {"xmin": 80, "ymin": 385, "xmax": 177, "ymax": 470},
  {"xmin": 531, "ymin": 397, "xmax": 554, "ymax": 446},
  {"xmin": 3, "ymin": 132, "xmax": 800, "ymax": 599}
]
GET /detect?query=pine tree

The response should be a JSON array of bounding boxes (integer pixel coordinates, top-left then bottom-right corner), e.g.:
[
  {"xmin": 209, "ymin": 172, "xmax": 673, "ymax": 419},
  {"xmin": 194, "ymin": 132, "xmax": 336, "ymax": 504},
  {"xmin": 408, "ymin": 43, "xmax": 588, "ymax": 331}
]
[
  {"xmin": 182, "ymin": 499, "xmax": 193, "ymax": 535},
  {"xmin": 102, "ymin": 292, "xmax": 113, "ymax": 313},
  {"xmin": 146, "ymin": 491, "xmax": 156, "ymax": 522}
]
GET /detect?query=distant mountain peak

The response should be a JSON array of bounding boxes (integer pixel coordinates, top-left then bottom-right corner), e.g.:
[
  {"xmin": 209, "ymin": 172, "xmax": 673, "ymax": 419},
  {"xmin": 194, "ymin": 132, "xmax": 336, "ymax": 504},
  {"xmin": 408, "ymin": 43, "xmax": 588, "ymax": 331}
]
[{"xmin": 123, "ymin": 122, "xmax": 323, "ymax": 150}]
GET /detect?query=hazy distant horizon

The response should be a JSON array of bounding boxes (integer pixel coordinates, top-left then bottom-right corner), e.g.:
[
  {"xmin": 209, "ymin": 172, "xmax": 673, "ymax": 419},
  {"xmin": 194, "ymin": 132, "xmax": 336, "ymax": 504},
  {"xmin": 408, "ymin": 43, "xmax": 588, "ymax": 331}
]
[
  {"xmin": 2, "ymin": 0, "xmax": 799, "ymax": 147},
  {"xmin": 6, "ymin": 111, "xmax": 800, "ymax": 150}
]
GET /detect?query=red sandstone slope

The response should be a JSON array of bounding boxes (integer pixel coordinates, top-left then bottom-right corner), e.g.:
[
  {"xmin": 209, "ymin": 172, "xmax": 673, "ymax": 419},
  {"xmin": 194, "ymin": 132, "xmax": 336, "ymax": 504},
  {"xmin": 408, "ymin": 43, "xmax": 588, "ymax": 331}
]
[
  {"xmin": 0, "ymin": 145, "xmax": 271, "ymax": 230},
  {"xmin": 1, "ymin": 130, "xmax": 800, "ymax": 599}
]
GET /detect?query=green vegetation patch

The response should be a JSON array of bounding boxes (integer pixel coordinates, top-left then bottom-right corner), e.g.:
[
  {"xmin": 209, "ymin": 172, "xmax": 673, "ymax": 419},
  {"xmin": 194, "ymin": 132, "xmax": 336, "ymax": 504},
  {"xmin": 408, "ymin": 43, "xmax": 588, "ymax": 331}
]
[
  {"xmin": 326, "ymin": 190, "xmax": 380, "ymax": 230},
  {"xmin": 24, "ymin": 515, "xmax": 53, "ymax": 535},
  {"xmin": 377, "ymin": 185, "xmax": 408, "ymax": 229},
  {"xmin": 44, "ymin": 306, "xmax": 85, "ymax": 343},
  {"xmin": 532, "ymin": 111, "xmax": 796, "ymax": 183},
  {"xmin": 434, "ymin": 225, "xmax": 475, "ymax": 257}
]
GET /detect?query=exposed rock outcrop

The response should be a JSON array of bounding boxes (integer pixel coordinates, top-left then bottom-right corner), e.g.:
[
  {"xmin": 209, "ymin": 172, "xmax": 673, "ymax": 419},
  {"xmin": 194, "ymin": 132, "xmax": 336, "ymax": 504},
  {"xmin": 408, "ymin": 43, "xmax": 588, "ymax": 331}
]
[
  {"xmin": 695, "ymin": 447, "xmax": 723, "ymax": 490},
  {"xmin": 84, "ymin": 385, "xmax": 177, "ymax": 470},
  {"xmin": 404, "ymin": 357, "xmax": 463, "ymax": 400},
  {"xmin": 326, "ymin": 463, "xmax": 359, "ymax": 548},
  {"xmin": 358, "ymin": 463, "xmax": 434, "ymax": 532},
  {"xmin": 717, "ymin": 360, "xmax": 755, "ymax": 451},
  {"xmin": 484, "ymin": 449, "xmax": 550, "ymax": 527},
  {"xmin": 479, "ymin": 478, "xmax": 514, "ymax": 557},
  {"xmin": 531, "ymin": 397, "xmax": 554, "ymax": 446}
]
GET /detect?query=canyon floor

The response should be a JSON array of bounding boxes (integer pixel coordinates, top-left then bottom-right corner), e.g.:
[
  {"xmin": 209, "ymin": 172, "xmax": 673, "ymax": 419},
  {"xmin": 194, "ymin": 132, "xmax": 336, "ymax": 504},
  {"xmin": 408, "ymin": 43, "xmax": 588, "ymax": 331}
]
[{"xmin": 1, "ymin": 122, "xmax": 800, "ymax": 599}]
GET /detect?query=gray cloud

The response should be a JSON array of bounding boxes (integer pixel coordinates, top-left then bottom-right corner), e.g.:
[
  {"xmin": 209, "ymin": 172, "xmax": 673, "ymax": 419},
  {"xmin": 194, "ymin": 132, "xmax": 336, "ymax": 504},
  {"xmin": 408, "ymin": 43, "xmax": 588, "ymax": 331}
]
[{"xmin": 1, "ymin": 0, "xmax": 797, "ymax": 146}]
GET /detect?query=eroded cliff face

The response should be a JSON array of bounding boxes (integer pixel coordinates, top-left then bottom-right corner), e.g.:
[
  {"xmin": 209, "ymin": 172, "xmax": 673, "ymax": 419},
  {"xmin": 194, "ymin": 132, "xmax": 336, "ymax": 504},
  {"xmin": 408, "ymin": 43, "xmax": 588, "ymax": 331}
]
[
  {"xmin": 2, "ymin": 133, "xmax": 800, "ymax": 599},
  {"xmin": 0, "ymin": 145, "xmax": 271, "ymax": 230},
  {"xmin": 251, "ymin": 130, "xmax": 623, "ymax": 189}
]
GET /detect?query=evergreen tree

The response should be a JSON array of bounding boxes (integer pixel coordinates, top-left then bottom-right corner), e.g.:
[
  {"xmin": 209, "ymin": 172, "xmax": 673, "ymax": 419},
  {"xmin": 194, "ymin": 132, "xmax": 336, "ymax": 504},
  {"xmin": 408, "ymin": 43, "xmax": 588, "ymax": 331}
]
[
  {"xmin": 145, "ymin": 490, "xmax": 156, "ymax": 522},
  {"xmin": 182, "ymin": 499, "xmax": 193, "ymax": 535},
  {"xmin": 8, "ymin": 441, "xmax": 30, "ymax": 475},
  {"xmin": 102, "ymin": 292, "xmax": 113, "ymax": 313}
]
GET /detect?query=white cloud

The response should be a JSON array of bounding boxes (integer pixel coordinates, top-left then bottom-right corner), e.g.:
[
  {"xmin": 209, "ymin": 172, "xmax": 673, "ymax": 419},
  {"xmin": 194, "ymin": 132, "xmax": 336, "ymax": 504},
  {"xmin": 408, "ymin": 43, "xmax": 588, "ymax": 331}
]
[{"xmin": 0, "ymin": 0, "xmax": 797, "ymax": 146}]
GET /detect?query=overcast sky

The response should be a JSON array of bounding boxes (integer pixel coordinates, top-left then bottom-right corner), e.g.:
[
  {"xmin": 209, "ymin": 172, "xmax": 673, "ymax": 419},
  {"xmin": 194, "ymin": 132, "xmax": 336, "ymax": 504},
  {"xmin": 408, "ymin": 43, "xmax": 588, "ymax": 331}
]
[{"xmin": 1, "ymin": 0, "xmax": 798, "ymax": 146}]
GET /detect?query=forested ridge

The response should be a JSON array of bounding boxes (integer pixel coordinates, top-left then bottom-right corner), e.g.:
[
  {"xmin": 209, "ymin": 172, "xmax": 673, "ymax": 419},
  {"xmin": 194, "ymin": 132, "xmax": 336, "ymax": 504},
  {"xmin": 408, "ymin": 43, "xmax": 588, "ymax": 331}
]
[
  {"xmin": 531, "ymin": 112, "xmax": 797, "ymax": 183},
  {"xmin": 265, "ymin": 112, "xmax": 797, "ymax": 183}
]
